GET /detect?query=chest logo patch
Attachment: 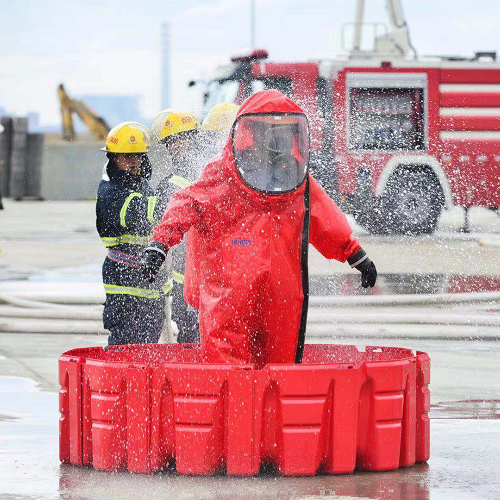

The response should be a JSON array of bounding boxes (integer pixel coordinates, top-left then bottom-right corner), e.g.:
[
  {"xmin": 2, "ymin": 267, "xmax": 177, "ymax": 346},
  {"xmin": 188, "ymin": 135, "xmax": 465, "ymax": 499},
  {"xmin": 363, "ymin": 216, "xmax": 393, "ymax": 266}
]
[{"xmin": 232, "ymin": 238, "xmax": 251, "ymax": 246}]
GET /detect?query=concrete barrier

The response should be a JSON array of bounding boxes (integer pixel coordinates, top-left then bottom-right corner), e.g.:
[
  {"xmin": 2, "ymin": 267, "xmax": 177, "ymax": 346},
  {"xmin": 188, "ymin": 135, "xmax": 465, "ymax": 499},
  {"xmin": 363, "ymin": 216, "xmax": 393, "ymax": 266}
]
[
  {"xmin": 40, "ymin": 140, "xmax": 103, "ymax": 200},
  {"xmin": 10, "ymin": 117, "xmax": 28, "ymax": 199},
  {"xmin": 26, "ymin": 133, "xmax": 44, "ymax": 198},
  {"xmin": 2, "ymin": 127, "xmax": 161, "ymax": 201},
  {"xmin": 1, "ymin": 116, "xmax": 48, "ymax": 200},
  {"xmin": 0, "ymin": 117, "xmax": 13, "ymax": 197}
]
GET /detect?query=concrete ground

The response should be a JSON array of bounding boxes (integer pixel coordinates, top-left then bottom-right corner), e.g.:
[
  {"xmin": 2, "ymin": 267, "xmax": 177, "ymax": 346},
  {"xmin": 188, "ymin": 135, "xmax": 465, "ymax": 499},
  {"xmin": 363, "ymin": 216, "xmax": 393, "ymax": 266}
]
[{"xmin": 1, "ymin": 200, "xmax": 500, "ymax": 499}]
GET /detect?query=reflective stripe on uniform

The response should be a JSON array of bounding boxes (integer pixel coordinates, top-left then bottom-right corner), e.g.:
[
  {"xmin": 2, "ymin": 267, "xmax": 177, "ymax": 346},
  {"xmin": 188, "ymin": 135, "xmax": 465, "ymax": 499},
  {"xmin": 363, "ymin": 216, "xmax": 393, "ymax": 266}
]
[
  {"xmin": 147, "ymin": 195, "xmax": 158, "ymax": 225},
  {"xmin": 172, "ymin": 270, "xmax": 185, "ymax": 284},
  {"xmin": 162, "ymin": 279, "xmax": 173, "ymax": 294},
  {"xmin": 168, "ymin": 175, "xmax": 191, "ymax": 190},
  {"xmin": 101, "ymin": 234, "xmax": 151, "ymax": 247},
  {"xmin": 120, "ymin": 192, "xmax": 143, "ymax": 228},
  {"xmin": 104, "ymin": 283, "xmax": 161, "ymax": 299},
  {"xmin": 107, "ymin": 249, "xmax": 141, "ymax": 267}
]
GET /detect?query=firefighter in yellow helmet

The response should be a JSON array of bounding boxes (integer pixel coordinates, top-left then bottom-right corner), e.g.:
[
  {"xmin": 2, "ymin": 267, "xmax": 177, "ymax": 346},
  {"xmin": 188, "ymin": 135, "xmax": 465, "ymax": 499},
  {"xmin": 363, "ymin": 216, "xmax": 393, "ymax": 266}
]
[
  {"xmin": 96, "ymin": 122, "xmax": 170, "ymax": 346},
  {"xmin": 199, "ymin": 102, "xmax": 240, "ymax": 165},
  {"xmin": 149, "ymin": 110, "xmax": 201, "ymax": 343}
]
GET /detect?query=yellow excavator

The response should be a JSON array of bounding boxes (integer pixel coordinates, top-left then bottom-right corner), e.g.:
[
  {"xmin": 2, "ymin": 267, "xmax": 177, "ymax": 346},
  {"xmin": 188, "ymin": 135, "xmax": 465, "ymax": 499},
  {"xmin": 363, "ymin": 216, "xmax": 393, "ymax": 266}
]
[{"xmin": 57, "ymin": 84, "xmax": 110, "ymax": 141}]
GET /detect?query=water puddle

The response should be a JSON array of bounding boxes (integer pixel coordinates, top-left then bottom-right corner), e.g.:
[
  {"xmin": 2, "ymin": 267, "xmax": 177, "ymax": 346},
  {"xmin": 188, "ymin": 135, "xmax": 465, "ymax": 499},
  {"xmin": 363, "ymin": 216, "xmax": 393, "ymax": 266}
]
[
  {"xmin": 431, "ymin": 399, "xmax": 500, "ymax": 420},
  {"xmin": 309, "ymin": 273, "xmax": 500, "ymax": 296},
  {"xmin": 28, "ymin": 264, "xmax": 103, "ymax": 283},
  {"xmin": 0, "ymin": 376, "xmax": 60, "ymax": 498},
  {"xmin": 0, "ymin": 264, "xmax": 102, "ymax": 284},
  {"xmin": 3, "ymin": 265, "xmax": 500, "ymax": 300}
]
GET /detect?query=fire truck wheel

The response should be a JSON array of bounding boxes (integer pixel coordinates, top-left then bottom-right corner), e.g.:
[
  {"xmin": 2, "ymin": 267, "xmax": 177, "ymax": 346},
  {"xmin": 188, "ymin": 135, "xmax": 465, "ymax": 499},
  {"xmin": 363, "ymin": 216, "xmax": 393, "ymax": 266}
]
[{"xmin": 380, "ymin": 169, "xmax": 444, "ymax": 235}]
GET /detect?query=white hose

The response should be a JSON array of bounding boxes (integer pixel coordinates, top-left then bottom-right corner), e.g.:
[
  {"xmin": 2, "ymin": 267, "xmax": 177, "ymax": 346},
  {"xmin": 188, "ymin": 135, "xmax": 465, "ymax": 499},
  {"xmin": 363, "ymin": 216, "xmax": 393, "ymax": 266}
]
[
  {"xmin": 0, "ymin": 283, "xmax": 105, "ymax": 306},
  {"xmin": 0, "ymin": 293, "xmax": 104, "ymax": 306},
  {"xmin": 2, "ymin": 289, "xmax": 500, "ymax": 308},
  {"xmin": 2, "ymin": 305, "xmax": 497, "ymax": 333},
  {"xmin": 0, "ymin": 318, "xmax": 106, "ymax": 334},
  {"xmin": 1, "ymin": 286, "xmax": 499, "ymax": 335},
  {"xmin": 478, "ymin": 237, "xmax": 500, "ymax": 248},
  {"xmin": 307, "ymin": 323, "xmax": 500, "ymax": 340},
  {"xmin": 310, "ymin": 291, "xmax": 500, "ymax": 307},
  {"xmin": 0, "ymin": 293, "xmax": 101, "ymax": 310},
  {"xmin": 307, "ymin": 309, "xmax": 500, "ymax": 327},
  {"xmin": 0, "ymin": 306, "xmax": 102, "ymax": 321}
]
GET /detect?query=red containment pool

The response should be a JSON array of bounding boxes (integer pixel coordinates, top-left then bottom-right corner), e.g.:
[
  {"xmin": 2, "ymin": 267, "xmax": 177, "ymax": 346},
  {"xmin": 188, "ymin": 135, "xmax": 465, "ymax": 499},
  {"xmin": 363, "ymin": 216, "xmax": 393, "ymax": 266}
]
[{"xmin": 59, "ymin": 344, "xmax": 430, "ymax": 476}]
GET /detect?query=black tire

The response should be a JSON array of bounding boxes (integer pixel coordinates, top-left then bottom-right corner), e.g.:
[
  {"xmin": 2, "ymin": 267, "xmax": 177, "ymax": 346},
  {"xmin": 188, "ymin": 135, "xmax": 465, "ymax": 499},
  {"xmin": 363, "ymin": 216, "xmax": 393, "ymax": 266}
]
[
  {"xmin": 354, "ymin": 205, "xmax": 386, "ymax": 234},
  {"xmin": 379, "ymin": 169, "xmax": 444, "ymax": 235}
]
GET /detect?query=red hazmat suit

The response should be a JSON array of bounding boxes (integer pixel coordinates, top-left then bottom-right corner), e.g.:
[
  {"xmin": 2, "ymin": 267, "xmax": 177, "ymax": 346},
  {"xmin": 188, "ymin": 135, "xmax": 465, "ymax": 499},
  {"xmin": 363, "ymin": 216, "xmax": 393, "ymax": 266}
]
[{"xmin": 153, "ymin": 90, "xmax": 360, "ymax": 368}]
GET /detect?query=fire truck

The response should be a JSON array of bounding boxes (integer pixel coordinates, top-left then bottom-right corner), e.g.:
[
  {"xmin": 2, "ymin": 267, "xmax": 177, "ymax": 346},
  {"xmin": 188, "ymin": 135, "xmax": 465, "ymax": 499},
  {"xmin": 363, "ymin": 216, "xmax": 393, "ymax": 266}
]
[{"xmin": 194, "ymin": 0, "xmax": 500, "ymax": 234}]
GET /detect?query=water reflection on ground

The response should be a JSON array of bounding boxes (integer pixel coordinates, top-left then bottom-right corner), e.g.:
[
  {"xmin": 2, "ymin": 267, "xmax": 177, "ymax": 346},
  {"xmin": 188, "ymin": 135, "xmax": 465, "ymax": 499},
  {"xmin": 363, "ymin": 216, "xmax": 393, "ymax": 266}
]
[
  {"xmin": 1, "ymin": 376, "xmax": 500, "ymax": 499},
  {"xmin": 4, "ymin": 264, "xmax": 500, "ymax": 298},
  {"xmin": 432, "ymin": 399, "xmax": 500, "ymax": 420},
  {"xmin": 310, "ymin": 273, "xmax": 500, "ymax": 296}
]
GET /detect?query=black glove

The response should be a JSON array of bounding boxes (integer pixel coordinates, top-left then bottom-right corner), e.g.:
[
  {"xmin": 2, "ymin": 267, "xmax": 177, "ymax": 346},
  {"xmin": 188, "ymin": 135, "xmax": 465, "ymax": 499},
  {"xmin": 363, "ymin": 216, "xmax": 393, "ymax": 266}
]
[
  {"xmin": 348, "ymin": 249, "xmax": 377, "ymax": 288},
  {"xmin": 142, "ymin": 243, "xmax": 167, "ymax": 283}
]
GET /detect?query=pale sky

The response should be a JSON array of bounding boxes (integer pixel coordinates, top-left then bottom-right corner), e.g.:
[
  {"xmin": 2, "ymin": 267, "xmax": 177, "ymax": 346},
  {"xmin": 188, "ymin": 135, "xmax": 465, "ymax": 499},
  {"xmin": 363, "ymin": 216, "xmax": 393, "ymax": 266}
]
[{"xmin": 1, "ymin": 0, "xmax": 498, "ymax": 125}]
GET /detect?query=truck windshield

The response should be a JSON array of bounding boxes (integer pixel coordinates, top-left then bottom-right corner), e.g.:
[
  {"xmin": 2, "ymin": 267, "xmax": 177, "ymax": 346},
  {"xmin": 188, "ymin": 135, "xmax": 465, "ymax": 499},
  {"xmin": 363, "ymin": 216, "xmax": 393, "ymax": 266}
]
[
  {"xmin": 250, "ymin": 78, "xmax": 293, "ymax": 98},
  {"xmin": 349, "ymin": 88, "xmax": 425, "ymax": 151},
  {"xmin": 203, "ymin": 80, "xmax": 240, "ymax": 116}
]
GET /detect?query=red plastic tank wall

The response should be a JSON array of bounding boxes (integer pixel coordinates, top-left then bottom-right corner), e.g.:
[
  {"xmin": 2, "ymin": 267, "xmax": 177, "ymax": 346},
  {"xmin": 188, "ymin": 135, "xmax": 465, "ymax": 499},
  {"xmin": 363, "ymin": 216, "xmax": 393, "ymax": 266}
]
[{"xmin": 59, "ymin": 344, "xmax": 430, "ymax": 476}]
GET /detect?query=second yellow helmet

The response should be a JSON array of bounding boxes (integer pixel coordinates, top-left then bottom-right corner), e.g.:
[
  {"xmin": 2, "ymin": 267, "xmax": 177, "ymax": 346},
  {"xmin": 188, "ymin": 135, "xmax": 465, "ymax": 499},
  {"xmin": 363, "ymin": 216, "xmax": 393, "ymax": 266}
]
[
  {"xmin": 151, "ymin": 109, "xmax": 200, "ymax": 142},
  {"xmin": 202, "ymin": 102, "xmax": 240, "ymax": 132}
]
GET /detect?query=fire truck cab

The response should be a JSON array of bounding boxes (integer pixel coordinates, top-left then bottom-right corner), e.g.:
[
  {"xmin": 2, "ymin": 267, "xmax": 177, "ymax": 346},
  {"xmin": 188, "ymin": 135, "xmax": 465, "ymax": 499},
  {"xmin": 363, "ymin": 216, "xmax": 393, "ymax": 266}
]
[{"xmin": 197, "ymin": 2, "xmax": 500, "ymax": 235}]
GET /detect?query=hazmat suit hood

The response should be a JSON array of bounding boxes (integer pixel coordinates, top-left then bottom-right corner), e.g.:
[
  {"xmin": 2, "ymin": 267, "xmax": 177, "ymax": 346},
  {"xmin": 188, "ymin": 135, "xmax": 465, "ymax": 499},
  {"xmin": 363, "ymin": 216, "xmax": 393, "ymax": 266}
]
[
  {"xmin": 197, "ymin": 90, "xmax": 309, "ymax": 201},
  {"xmin": 226, "ymin": 90, "xmax": 309, "ymax": 195},
  {"xmin": 235, "ymin": 89, "xmax": 307, "ymax": 122}
]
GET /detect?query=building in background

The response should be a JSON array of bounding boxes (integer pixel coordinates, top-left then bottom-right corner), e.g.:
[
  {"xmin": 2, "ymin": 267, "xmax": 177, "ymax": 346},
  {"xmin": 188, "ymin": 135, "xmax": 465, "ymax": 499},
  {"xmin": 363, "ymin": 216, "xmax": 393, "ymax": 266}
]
[
  {"xmin": 80, "ymin": 94, "xmax": 141, "ymax": 129},
  {"xmin": 161, "ymin": 22, "xmax": 171, "ymax": 110}
]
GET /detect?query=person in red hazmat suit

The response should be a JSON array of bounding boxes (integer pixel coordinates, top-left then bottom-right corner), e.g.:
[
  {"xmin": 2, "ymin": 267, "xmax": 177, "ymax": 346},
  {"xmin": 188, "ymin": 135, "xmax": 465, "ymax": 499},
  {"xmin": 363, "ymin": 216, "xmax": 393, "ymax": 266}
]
[{"xmin": 142, "ymin": 90, "xmax": 377, "ymax": 368}]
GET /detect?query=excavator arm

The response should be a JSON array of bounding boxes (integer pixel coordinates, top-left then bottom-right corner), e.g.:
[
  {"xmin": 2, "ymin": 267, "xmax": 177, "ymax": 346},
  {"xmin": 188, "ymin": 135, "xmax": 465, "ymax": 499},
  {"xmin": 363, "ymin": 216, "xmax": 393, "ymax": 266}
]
[
  {"xmin": 57, "ymin": 84, "xmax": 110, "ymax": 141},
  {"xmin": 58, "ymin": 84, "xmax": 75, "ymax": 141}
]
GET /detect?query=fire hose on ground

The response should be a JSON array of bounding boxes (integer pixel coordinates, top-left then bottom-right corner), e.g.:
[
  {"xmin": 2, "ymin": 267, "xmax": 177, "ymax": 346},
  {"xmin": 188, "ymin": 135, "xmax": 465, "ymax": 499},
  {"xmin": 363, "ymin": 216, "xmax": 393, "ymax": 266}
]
[
  {"xmin": 2, "ymin": 288, "xmax": 500, "ymax": 307},
  {"xmin": 1, "ymin": 290, "xmax": 499, "ymax": 335}
]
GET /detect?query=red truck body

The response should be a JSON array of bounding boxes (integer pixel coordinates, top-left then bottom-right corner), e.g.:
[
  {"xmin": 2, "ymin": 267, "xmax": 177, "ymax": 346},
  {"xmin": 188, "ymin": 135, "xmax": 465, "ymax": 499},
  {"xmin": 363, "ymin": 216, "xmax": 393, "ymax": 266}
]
[{"xmin": 201, "ymin": 52, "xmax": 500, "ymax": 233}]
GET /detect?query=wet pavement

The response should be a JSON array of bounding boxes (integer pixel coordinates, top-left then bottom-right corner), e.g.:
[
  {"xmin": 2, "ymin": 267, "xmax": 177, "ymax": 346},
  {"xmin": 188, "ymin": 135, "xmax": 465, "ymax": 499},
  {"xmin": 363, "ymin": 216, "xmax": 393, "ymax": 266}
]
[{"xmin": 0, "ymin": 335, "xmax": 499, "ymax": 499}]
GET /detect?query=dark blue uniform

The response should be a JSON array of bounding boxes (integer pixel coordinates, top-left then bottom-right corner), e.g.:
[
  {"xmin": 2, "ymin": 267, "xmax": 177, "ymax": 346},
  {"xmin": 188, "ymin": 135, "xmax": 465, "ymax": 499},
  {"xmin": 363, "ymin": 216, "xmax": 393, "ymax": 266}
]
[{"xmin": 96, "ymin": 161, "xmax": 170, "ymax": 346}]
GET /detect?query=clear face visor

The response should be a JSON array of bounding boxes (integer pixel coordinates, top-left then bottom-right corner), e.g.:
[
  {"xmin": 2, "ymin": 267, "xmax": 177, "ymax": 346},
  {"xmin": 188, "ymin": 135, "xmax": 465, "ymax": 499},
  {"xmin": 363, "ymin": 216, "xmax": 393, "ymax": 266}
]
[{"xmin": 232, "ymin": 114, "xmax": 309, "ymax": 193}]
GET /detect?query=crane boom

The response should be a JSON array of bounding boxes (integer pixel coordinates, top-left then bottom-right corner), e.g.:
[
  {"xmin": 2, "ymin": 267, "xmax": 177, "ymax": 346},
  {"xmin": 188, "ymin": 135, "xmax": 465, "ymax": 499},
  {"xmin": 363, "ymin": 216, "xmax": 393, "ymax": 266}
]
[
  {"xmin": 352, "ymin": 0, "xmax": 365, "ymax": 52},
  {"xmin": 381, "ymin": 0, "xmax": 416, "ymax": 57},
  {"xmin": 349, "ymin": 0, "xmax": 416, "ymax": 58}
]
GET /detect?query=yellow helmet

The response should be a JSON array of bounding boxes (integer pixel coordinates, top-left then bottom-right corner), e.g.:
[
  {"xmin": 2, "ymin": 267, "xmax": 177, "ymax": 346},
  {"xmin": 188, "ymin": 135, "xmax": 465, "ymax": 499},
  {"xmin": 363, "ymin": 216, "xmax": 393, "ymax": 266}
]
[
  {"xmin": 151, "ymin": 109, "xmax": 200, "ymax": 142},
  {"xmin": 202, "ymin": 102, "xmax": 240, "ymax": 132},
  {"xmin": 101, "ymin": 122, "xmax": 150, "ymax": 153}
]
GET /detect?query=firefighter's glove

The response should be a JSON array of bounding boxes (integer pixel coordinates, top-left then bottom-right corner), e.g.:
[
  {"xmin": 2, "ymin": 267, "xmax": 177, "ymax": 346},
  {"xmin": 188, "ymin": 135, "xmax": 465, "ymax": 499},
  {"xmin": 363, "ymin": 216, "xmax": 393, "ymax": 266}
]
[
  {"xmin": 348, "ymin": 249, "xmax": 377, "ymax": 288},
  {"xmin": 142, "ymin": 243, "xmax": 167, "ymax": 283}
]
